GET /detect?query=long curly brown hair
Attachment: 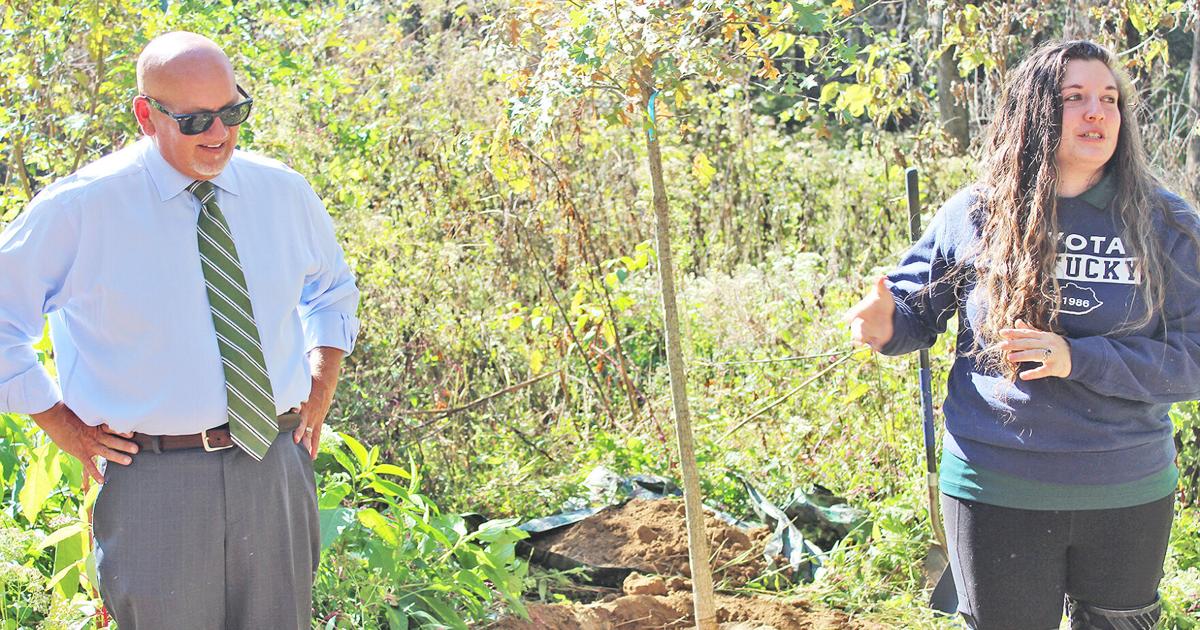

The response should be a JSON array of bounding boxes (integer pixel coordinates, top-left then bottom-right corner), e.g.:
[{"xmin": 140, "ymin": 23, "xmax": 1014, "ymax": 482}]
[{"xmin": 972, "ymin": 40, "xmax": 1164, "ymax": 377}]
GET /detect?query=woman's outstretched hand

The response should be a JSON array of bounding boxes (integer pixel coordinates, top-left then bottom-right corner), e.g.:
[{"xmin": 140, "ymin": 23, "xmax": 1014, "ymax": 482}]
[
  {"xmin": 844, "ymin": 275, "xmax": 895, "ymax": 352},
  {"xmin": 997, "ymin": 319, "xmax": 1072, "ymax": 380}
]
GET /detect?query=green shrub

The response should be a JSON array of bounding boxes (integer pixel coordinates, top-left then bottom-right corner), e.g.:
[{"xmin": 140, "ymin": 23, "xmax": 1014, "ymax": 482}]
[
  {"xmin": 313, "ymin": 434, "xmax": 528, "ymax": 629},
  {"xmin": 1172, "ymin": 402, "xmax": 1200, "ymax": 507}
]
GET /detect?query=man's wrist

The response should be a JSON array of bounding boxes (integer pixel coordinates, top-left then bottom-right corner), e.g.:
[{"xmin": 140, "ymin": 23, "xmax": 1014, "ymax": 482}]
[{"xmin": 29, "ymin": 401, "xmax": 77, "ymax": 435}]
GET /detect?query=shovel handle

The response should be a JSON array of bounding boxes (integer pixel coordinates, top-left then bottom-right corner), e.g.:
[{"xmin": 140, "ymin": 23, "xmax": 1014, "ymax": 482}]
[
  {"xmin": 905, "ymin": 167, "xmax": 938, "ymax": 476},
  {"xmin": 906, "ymin": 168, "xmax": 922, "ymax": 244}
]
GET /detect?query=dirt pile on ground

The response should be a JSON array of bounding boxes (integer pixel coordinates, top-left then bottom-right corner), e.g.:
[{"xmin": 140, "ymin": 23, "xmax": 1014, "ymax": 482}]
[
  {"xmin": 488, "ymin": 572, "xmax": 881, "ymax": 629},
  {"xmin": 491, "ymin": 499, "xmax": 881, "ymax": 628},
  {"xmin": 534, "ymin": 498, "xmax": 772, "ymax": 586}
]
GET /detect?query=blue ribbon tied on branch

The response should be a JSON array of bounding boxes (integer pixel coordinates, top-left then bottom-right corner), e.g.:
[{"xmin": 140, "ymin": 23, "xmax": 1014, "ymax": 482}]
[{"xmin": 646, "ymin": 89, "xmax": 659, "ymax": 141}]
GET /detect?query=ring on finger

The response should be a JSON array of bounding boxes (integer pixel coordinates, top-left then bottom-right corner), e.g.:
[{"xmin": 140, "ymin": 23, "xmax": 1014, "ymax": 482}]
[{"xmin": 304, "ymin": 426, "xmax": 314, "ymax": 434}]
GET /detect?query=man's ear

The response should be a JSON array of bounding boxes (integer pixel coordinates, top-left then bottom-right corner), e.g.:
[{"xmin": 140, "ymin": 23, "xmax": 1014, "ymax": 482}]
[{"xmin": 132, "ymin": 96, "xmax": 156, "ymax": 136}]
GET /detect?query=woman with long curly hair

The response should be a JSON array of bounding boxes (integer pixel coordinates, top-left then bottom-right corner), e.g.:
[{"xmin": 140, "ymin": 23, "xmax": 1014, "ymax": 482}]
[{"xmin": 845, "ymin": 40, "xmax": 1200, "ymax": 629}]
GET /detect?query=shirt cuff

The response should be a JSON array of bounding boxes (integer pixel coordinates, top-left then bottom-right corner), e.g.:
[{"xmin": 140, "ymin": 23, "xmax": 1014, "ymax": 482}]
[
  {"xmin": 1064, "ymin": 335, "xmax": 1104, "ymax": 386},
  {"xmin": 880, "ymin": 297, "xmax": 917, "ymax": 356},
  {"xmin": 302, "ymin": 311, "xmax": 359, "ymax": 355},
  {"xmin": 1, "ymin": 366, "xmax": 63, "ymax": 415}
]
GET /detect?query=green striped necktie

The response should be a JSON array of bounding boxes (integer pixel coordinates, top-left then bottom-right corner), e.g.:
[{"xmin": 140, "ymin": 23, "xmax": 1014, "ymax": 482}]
[{"xmin": 188, "ymin": 180, "xmax": 277, "ymax": 460}]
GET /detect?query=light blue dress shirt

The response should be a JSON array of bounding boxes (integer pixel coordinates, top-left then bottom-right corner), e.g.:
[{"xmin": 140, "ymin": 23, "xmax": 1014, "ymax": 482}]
[{"xmin": 0, "ymin": 137, "xmax": 359, "ymax": 435}]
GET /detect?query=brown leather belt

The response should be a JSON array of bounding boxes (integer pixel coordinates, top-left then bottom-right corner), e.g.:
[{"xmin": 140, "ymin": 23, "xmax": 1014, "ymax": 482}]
[{"xmin": 132, "ymin": 412, "xmax": 303, "ymax": 454}]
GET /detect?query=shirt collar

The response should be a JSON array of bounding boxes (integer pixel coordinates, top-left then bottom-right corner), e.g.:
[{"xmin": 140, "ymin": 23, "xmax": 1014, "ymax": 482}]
[
  {"xmin": 139, "ymin": 136, "xmax": 242, "ymax": 202},
  {"xmin": 1074, "ymin": 171, "xmax": 1116, "ymax": 210}
]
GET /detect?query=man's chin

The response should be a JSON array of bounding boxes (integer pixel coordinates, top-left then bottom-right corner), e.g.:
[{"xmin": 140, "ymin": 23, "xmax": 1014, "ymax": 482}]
[{"xmin": 191, "ymin": 157, "xmax": 232, "ymax": 179}]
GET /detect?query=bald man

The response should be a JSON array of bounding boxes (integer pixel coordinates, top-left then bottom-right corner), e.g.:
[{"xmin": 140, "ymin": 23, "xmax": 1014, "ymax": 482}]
[{"xmin": 0, "ymin": 32, "xmax": 359, "ymax": 628}]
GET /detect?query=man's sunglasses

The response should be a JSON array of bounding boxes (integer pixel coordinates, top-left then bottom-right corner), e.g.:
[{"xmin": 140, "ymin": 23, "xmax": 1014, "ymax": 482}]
[{"xmin": 141, "ymin": 85, "xmax": 253, "ymax": 135}]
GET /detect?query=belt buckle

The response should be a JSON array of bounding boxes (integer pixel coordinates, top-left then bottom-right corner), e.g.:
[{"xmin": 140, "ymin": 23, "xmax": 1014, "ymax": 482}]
[{"xmin": 201, "ymin": 428, "xmax": 234, "ymax": 452}]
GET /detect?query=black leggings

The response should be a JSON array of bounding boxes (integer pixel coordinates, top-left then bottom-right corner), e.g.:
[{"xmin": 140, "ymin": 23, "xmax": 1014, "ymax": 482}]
[{"xmin": 941, "ymin": 493, "xmax": 1174, "ymax": 630}]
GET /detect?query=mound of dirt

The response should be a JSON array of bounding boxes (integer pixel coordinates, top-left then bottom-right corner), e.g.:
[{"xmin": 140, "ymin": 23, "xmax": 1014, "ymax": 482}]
[
  {"xmin": 533, "ymin": 498, "xmax": 772, "ymax": 586},
  {"xmin": 489, "ymin": 572, "xmax": 881, "ymax": 629}
]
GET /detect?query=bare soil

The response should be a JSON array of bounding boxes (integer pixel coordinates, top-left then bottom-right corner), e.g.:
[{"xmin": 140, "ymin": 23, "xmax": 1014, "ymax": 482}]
[
  {"xmin": 488, "ymin": 573, "xmax": 881, "ymax": 629},
  {"xmin": 534, "ymin": 498, "xmax": 771, "ymax": 586}
]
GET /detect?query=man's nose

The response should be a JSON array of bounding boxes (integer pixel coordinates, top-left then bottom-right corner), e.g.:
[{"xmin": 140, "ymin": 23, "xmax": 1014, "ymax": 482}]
[{"xmin": 202, "ymin": 116, "xmax": 229, "ymax": 139}]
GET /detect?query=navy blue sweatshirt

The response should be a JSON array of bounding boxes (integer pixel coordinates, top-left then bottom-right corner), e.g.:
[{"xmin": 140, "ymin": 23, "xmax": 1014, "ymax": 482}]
[{"xmin": 882, "ymin": 179, "xmax": 1200, "ymax": 485}]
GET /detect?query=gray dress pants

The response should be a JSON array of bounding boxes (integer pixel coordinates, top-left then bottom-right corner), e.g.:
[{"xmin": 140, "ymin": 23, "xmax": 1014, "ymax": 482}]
[{"xmin": 93, "ymin": 432, "xmax": 319, "ymax": 630}]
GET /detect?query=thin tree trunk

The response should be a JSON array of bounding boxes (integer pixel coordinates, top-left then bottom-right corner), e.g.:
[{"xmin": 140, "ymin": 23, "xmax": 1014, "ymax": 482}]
[
  {"xmin": 1062, "ymin": 0, "xmax": 1095, "ymax": 40},
  {"xmin": 638, "ymin": 64, "xmax": 717, "ymax": 630},
  {"xmin": 1187, "ymin": 25, "xmax": 1200, "ymax": 202},
  {"xmin": 11, "ymin": 132, "xmax": 33, "ymax": 201},
  {"xmin": 935, "ymin": 8, "xmax": 970, "ymax": 153},
  {"xmin": 937, "ymin": 46, "xmax": 970, "ymax": 152}
]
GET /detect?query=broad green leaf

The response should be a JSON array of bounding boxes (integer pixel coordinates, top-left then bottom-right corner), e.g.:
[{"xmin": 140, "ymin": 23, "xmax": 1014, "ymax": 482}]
[
  {"xmin": 19, "ymin": 441, "xmax": 63, "ymax": 524},
  {"xmin": 819, "ymin": 82, "xmax": 840, "ymax": 105},
  {"xmin": 454, "ymin": 568, "xmax": 488, "ymax": 594},
  {"xmin": 838, "ymin": 83, "xmax": 872, "ymax": 117},
  {"xmin": 0, "ymin": 439, "xmax": 19, "ymax": 482},
  {"xmin": 529, "ymin": 348, "xmax": 544, "ymax": 374},
  {"xmin": 386, "ymin": 607, "xmax": 409, "ymax": 630},
  {"xmin": 769, "ymin": 32, "xmax": 796, "ymax": 57},
  {"xmin": 1128, "ymin": 5, "xmax": 1146, "ymax": 34},
  {"xmin": 37, "ymin": 522, "xmax": 84, "ymax": 550},
  {"xmin": 341, "ymin": 433, "xmax": 370, "ymax": 470},
  {"xmin": 369, "ymin": 479, "xmax": 406, "ymax": 497},
  {"xmin": 568, "ymin": 8, "xmax": 588, "ymax": 28},
  {"xmin": 318, "ymin": 507, "xmax": 356, "ymax": 551},
  {"xmin": 357, "ymin": 507, "xmax": 399, "ymax": 546},
  {"xmin": 573, "ymin": 314, "xmax": 590, "ymax": 337},
  {"xmin": 474, "ymin": 518, "xmax": 523, "ymax": 543},
  {"xmin": 691, "ymin": 152, "xmax": 716, "ymax": 187},
  {"xmin": 507, "ymin": 176, "xmax": 530, "ymax": 194},
  {"xmin": 331, "ymin": 446, "xmax": 358, "ymax": 476},
  {"xmin": 791, "ymin": 5, "xmax": 826, "ymax": 32},
  {"xmin": 318, "ymin": 482, "xmax": 351, "ymax": 509},
  {"xmin": 49, "ymin": 527, "xmax": 86, "ymax": 599},
  {"xmin": 843, "ymin": 382, "xmax": 870, "ymax": 404},
  {"xmin": 800, "ymin": 36, "xmax": 820, "ymax": 61},
  {"xmin": 416, "ymin": 593, "xmax": 468, "ymax": 630},
  {"xmin": 373, "ymin": 464, "xmax": 412, "ymax": 479},
  {"xmin": 86, "ymin": 546, "xmax": 99, "ymax": 592}
]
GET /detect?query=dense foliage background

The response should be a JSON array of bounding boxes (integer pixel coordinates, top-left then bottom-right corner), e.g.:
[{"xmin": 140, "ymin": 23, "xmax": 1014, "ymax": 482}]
[{"xmin": 3, "ymin": 0, "xmax": 1200, "ymax": 627}]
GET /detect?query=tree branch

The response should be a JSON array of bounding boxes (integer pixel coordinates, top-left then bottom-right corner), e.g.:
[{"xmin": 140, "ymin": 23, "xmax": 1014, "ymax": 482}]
[{"xmin": 398, "ymin": 368, "xmax": 562, "ymax": 418}]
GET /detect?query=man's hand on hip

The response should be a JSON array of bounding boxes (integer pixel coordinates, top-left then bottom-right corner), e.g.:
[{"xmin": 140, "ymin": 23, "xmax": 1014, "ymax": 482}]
[
  {"xmin": 295, "ymin": 346, "xmax": 345, "ymax": 460},
  {"xmin": 30, "ymin": 402, "xmax": 137, "ymax": 484}
]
